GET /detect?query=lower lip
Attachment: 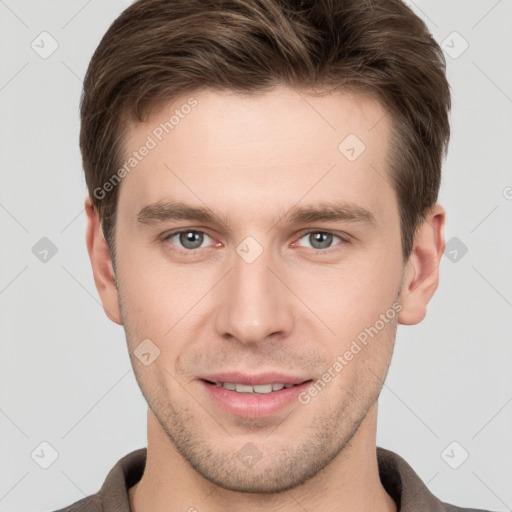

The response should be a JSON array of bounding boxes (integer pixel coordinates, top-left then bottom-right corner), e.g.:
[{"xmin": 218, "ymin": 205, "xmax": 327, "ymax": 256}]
[{"xmin": 199, "ymin": 380, "xmax": 311, "ymax": 419}]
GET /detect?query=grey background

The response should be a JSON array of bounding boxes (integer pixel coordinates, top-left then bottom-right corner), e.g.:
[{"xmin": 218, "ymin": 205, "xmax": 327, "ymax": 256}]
[{"xmin": 1, "ymin": 1, "xmax": 511, "ymax": 511}]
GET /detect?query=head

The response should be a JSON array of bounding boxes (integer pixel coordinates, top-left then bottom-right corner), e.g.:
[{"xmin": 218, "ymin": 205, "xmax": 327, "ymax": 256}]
[{"xmin": 83, "ymin": 0, "xmax": 449, "ymax": 494}]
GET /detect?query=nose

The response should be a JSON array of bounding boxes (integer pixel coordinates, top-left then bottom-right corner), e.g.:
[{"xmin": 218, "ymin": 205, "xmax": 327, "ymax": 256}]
[{"xmin": 214, "ymin": 243, "xmax": 294, "ymax": 346}]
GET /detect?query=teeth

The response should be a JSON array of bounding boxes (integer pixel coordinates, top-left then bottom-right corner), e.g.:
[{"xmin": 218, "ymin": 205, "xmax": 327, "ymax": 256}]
[
  {"xmin": 214, "ymin": 382, "xmax": 296, "ymax": 393},
  {"xmin": 235, "ymin": 383, "xmax": 253, "ymax": 393},
  {"xmin": 253, "ymin": 384, "xmax": 273, "ymax": 394}
]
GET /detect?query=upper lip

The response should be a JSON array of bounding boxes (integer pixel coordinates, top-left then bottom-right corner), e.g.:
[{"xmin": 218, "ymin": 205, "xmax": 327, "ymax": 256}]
[{"xmin": 200, "ymin": 372, "xmax": 311, "ymax": 386}]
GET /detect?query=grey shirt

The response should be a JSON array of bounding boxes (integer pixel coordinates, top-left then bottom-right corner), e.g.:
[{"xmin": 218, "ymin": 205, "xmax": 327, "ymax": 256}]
[{"xmin": 52, "ymin": 447, "xmax": 494, "ymax": 511}]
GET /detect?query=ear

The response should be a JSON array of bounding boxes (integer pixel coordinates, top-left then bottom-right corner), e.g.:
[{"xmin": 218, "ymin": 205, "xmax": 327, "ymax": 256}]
[
  {"xmin": 398, "ymin": 203, "xmax": 445, "ymax": 325},
  {"xmin": 85, "ymin": 197, "xmax": 123, "ymax": 325}
]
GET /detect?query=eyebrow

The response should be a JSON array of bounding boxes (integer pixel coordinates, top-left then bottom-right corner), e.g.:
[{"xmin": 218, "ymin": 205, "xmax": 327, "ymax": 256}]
[{"xmin": 136, "ymin": 200, "xmax": 377, "ymax": 229}]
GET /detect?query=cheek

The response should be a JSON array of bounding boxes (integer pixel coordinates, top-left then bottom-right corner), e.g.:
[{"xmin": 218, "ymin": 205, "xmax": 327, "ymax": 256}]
[
  {"xmin": 115, "ymin": 242, "xmax": 220, "ymax": 357},
  {"xmin": 115, "ymin": 246, "xmax": 172, "ymax": 338},
  {"xmin": 289, "ymin": 252, "xmax": 402, "ymax": 342}
]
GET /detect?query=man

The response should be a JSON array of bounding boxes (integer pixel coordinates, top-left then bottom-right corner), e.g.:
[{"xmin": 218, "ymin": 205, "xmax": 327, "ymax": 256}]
[{"xmin": 55, "ymin": 0, "xmax": 494, "ymax": 510}]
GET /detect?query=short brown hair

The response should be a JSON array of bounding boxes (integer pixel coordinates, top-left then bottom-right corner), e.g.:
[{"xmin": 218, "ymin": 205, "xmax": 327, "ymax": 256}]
[{"xmin": 80, "ymin": 0, "xmax": 450, "ymax": 262}]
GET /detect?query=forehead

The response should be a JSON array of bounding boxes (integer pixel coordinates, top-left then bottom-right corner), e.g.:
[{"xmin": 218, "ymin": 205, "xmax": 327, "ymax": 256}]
[{"xmin": 117, "ymin": 85, "xmax": 395, "ymax": 228}]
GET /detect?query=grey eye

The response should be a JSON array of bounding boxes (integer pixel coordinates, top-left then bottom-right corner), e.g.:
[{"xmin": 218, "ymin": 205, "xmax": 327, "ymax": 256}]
[
  {"xmin": 169, "ymin": 230, "xmax": 212, "ymax": 250},
  {"xmin": 298, "ymin": 231, "xmax": 341, "ymax": 250}
]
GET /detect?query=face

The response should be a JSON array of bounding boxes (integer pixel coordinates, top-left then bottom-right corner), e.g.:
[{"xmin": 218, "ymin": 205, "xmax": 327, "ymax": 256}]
[{"xmin": 88, "ymin": 85, "xmax": 440, "ymax": 493}]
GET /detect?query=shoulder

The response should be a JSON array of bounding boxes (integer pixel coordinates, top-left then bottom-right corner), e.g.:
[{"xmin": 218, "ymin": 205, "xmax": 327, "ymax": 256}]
[
  {"xmin": 377, "ymin": 447, "xmax": 497, "ymax": 512},
  {"xmin": 50, "ymin": 494, "xmax": 103, "ymax": 512},
  {"xmin": 48, "ymin": 448, "xmax": 146, "ymax": 512},
  {"xmin": 442, "ymin": 504, "xmax": 497, "ymax": 512}
]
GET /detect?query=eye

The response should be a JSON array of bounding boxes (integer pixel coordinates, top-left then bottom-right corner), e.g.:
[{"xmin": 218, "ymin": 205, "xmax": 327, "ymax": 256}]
[
  {"xmin": 165, "ymin": 230, "xmax": 214, "ymax": 251},
  {"xmin": 163, "ymin": 229, "xmax": 345, "ymax": 253},
  {"xmin": 295, "ymin": 231, "xmax": 343, "ymax": 250}
]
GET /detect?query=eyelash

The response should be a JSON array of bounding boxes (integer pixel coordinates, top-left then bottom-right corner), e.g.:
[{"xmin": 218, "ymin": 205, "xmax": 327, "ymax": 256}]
[{"xmin": 162, "ymin": 229, "xmax": 347, "ymax": 254}]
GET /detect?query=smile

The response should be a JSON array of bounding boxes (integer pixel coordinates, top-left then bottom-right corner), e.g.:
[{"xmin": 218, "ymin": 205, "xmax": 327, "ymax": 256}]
[
  {"xmin": 205, "ymin": 381, "xmax": 297, "ymax": 393},
  {"xmin": 199, "ymin": 374, "xmax": 313, "ymax": 418}
]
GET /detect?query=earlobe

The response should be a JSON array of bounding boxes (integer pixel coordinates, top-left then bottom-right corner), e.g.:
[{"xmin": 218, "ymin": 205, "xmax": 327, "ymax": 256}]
[
  {"xmin": 398, "ymin": 204, "xmax": 445, "ymax": 326},
  {"xmin": 85, "ymin": 197, "xmax": 123, "ymax": 325}
]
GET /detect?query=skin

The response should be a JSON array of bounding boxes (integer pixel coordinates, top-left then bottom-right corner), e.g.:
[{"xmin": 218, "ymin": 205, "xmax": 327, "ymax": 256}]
[{"xmin": 85, "ymin": 85, "xmax": 445, "ymax": 512}]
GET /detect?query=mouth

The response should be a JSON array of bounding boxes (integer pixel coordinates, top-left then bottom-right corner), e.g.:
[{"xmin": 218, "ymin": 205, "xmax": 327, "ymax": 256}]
[
  {"xmin": 202, "ymin": 380, "xmax": 300, "ymax": 394},
  {"xmin": 198, "ymin": 373, "xmax": 313, "ymax": 419}
]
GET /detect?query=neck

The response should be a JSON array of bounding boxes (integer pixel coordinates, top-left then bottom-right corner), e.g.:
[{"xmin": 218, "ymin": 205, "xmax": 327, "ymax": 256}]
[{"xmin": 129, "ymin": 404, "xmax": 397, "ymax": 512}]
